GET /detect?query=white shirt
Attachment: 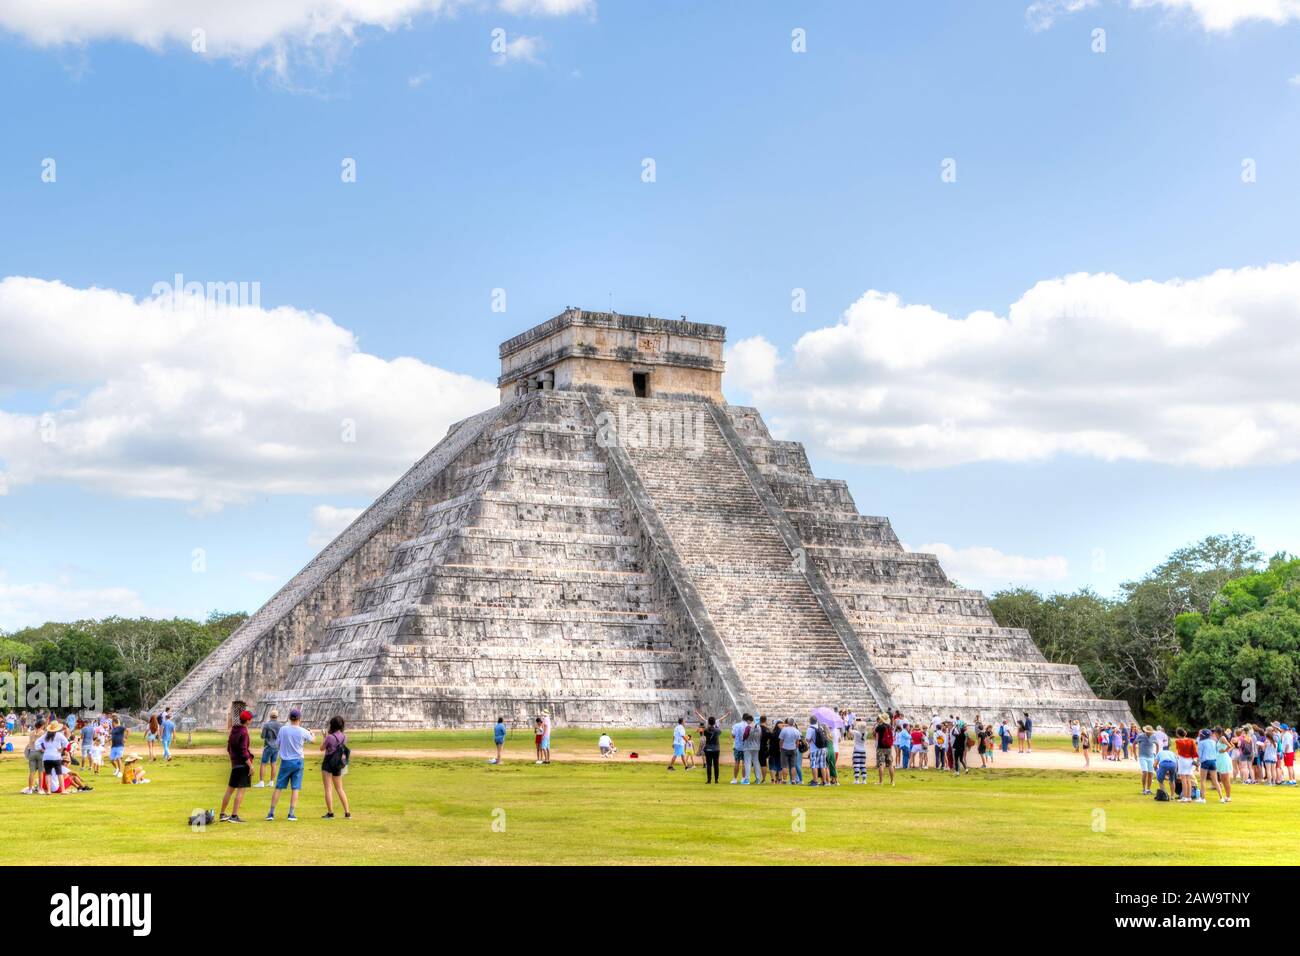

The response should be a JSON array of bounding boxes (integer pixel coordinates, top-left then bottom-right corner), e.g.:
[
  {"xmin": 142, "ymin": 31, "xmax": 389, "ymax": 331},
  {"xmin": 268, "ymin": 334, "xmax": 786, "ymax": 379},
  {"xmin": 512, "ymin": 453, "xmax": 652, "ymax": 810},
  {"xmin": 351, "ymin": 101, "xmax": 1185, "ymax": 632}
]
[{"xmin": 598, "ymin": 734, "xmax": 612, "ymax": 749}]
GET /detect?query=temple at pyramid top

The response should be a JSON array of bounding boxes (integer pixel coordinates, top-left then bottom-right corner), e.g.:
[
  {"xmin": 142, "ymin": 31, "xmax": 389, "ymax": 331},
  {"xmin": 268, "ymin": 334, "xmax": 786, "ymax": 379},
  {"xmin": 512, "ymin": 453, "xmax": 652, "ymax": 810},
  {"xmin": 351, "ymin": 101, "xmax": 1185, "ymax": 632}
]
[{"xmin": 498, "ymin": 308, "xmax": 727, "ymax": 403}]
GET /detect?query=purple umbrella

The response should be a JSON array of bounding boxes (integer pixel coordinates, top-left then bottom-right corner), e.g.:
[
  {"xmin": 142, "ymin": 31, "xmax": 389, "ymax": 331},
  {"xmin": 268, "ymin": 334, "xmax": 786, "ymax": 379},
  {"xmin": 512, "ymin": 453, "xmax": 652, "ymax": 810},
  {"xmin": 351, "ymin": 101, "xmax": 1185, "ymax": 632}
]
[{"xmin": 810, "ymin": 707, "xmax": 845, "ymax": 729}]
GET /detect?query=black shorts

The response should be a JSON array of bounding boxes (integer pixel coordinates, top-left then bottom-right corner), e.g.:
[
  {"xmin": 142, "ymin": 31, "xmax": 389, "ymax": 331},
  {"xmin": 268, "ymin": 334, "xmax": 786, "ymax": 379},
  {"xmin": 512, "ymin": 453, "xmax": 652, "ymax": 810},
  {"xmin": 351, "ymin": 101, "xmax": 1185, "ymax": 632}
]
[{"xmin": 228, "ymin": 764, "xmax": 252, "ymax": 789}]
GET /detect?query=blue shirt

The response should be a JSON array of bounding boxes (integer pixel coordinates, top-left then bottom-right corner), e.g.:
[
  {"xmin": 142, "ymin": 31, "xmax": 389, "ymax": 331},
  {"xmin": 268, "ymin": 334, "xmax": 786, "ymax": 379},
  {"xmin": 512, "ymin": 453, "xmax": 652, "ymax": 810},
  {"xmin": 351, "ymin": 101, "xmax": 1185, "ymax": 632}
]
[
  {"xmin": 493, "ymin": 722, "xmax": 506, "ymax": 744},
  {"xmin": 161, "ymin": 718, "xmax": 176, "ymax": 741},
  {"xmin": 1198, "ymin": 738, "xmax": 1218, "ymax": 762},
  {"xmin": 81, "ymin": 725, "xmax": 94, "ymax": 747},
  {"xmin": 276, "ymin": 723, "xmax": 313, "ymax": 761}
]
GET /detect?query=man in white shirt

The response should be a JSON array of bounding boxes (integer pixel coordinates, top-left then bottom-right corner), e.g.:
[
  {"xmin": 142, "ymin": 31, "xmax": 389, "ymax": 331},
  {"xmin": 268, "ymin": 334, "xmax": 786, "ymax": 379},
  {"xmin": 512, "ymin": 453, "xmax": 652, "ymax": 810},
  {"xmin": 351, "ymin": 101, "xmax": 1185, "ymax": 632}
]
[{"xmin": 266, "ymin": 708, "xmax": 315, "ymax": 821}]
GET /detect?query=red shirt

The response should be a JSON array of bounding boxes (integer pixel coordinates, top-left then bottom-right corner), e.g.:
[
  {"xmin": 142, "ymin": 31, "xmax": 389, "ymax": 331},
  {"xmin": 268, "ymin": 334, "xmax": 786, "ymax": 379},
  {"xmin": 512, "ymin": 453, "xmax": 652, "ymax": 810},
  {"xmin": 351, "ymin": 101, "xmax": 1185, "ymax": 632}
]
[
  {"xmin": 1174, "ymin": 737, "xmax": 1197, "ymax": 759},
  {"xmin": 228, "ymin": 724, "xmax": 253, "ymax": 766}
]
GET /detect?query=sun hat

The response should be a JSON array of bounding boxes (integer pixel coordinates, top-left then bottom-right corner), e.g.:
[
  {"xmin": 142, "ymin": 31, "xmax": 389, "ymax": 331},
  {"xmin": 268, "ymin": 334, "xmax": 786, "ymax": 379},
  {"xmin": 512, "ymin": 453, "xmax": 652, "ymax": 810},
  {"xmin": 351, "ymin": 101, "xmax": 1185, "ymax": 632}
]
[
  {"xmin": 1143, "ymin": 725, "xmax": 1154, "ymax": 733},
  {"xmin": 124, "ymin": 753, "xmax": 141, "ymax": 764},
  {"xmin": 46, "ymin": 721, "xmax": 63, "ymax": 734}
]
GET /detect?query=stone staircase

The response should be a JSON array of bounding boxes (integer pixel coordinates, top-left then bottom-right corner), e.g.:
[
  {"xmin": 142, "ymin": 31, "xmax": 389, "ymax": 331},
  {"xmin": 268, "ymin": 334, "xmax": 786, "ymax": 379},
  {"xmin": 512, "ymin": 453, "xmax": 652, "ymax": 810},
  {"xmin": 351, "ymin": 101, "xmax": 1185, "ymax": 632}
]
[
  {"xmin": 724, "ymin": 405, "xmax": 1134, "ymax": 731},
  {"xmin": 597, "ymin": 396, "xmax": 886, "ymax": 719},
  {"xmin": 261, "ymin": 391, "xmax": 696, "ymax": 727}
]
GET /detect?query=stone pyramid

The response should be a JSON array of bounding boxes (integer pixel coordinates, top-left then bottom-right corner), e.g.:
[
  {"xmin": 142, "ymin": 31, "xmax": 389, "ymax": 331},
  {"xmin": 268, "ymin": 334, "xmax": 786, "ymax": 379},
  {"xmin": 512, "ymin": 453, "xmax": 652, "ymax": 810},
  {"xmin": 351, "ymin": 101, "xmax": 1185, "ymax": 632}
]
[{"xmin": 157, "ymin": 309, "xmax": 1135, "ymax": 731}]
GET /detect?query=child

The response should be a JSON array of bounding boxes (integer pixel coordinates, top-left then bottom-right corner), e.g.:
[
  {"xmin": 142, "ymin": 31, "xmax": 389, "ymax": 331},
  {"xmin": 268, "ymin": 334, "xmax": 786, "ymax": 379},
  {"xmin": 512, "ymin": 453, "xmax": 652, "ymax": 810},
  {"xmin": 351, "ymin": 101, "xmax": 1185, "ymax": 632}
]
[
  {"xmin": 681, "ymin": 733, "xmax": 693, "ymax": 768},
  {"xmin": 121, "ymin": 755, "xmax": 150, "ymax": 785},
  {"xmin": 533, "ymin": 717, "xmax": 544, "ymax": 765}
]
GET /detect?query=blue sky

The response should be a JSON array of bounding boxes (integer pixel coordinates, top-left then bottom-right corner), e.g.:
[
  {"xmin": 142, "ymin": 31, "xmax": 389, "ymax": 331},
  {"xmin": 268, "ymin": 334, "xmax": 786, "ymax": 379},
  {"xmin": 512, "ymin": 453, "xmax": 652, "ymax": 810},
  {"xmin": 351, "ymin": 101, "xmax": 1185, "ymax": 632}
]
[{"xmin": 2, "ymin": 0, "xmax": 1300, "ymax": 628}]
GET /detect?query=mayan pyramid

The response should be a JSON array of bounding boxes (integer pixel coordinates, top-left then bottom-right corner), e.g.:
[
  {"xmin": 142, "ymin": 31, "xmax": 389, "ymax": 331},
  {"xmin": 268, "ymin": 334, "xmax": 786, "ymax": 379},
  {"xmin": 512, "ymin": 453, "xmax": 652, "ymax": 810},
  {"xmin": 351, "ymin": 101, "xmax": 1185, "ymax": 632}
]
[{"xmin": 157, "ymin": 309, "xmax": 1135, "ymax": 731}]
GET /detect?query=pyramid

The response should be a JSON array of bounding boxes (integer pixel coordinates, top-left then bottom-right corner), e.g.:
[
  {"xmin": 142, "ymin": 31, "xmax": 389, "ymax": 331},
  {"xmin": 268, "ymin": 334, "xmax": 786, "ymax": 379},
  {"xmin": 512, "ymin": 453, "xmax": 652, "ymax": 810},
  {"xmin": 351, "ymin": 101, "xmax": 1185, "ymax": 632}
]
[{"xmin": 157, "ymin": 309, "xmax": 1135, "ymax": 731}]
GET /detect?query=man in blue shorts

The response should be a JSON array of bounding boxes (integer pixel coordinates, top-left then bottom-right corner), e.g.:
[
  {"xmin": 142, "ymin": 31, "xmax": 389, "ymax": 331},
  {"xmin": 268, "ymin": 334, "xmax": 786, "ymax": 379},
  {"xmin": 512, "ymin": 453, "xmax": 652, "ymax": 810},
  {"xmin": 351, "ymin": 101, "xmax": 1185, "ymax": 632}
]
[
  {"xmin": 266, "ymin": 708, "xmax": 314, "ymax": 821},
  {"xmin": 256, "ymin": 710, "xmax": 282, "ymax": 787},
  {"xmin": 1154, "ymin": 743, "xmax": 1177, "ymax": 800},
  {"xmin": 1135, "ymin": 724, "xmax": 1156, "ymax": 794}
]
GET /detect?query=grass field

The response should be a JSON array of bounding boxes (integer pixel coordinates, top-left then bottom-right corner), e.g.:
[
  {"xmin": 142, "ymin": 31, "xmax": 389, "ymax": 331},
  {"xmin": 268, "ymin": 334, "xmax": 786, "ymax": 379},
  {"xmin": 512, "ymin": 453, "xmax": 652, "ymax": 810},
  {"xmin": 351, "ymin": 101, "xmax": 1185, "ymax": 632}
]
[{"xmin": 1, "ymin": 730, "xmax": 1290, "ymax": 865}]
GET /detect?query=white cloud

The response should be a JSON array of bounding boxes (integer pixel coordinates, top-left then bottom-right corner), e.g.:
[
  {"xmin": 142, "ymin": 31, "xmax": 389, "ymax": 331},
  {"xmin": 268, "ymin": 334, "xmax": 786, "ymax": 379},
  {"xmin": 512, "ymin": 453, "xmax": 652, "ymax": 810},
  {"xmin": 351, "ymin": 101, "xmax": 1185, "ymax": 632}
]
[
  {"xmin": 0, "ymin": 0, "xmax": 592, "ymax": 72},
  {"xmin": 1030, "ymin": 0, "xmax": 1300, "ymax": 32},
  {"xmin": 408, "ymin": 71, "xmax": 432, "ymax": 87},
  {"xmin": 1026, "ymin": 0, "xmax": 1098, "ymax": 32},
  {"xmin": 308, "ymin": 505, "xmax": 366, "ymax": 549},
  {"xmin": 727, "ymin": 262, "xmax": 1300, "ymax": 470},
  {"xmin": 0, "ymin": 572, "xmax": 163, "ymax": 630},
  {"xmin": 911, "ymin": 543, "xmax": 1070, "ymax": 589},
  {"xmin": 492, "ymin": 33, "xmax": 545, "ymax": 65},
  {"xmin": 0, "ymin": 276, "xmax": 499, "ymax": 512},
  {"xmin": 1289, "ymin": 73, "xmax": 1300, "ymax": 86}
]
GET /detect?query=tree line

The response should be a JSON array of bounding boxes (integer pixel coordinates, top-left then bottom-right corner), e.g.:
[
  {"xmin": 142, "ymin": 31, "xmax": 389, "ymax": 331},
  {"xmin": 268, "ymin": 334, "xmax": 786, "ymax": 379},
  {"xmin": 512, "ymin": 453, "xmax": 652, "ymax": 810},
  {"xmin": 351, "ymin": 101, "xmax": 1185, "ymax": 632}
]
[
  {"xmin": 988, "ymin": 534, "xmax": 1300, "ymax": 727},
  {"xmin": 0, "ymin": 611, "xmax": 247, "ymax": 712}
]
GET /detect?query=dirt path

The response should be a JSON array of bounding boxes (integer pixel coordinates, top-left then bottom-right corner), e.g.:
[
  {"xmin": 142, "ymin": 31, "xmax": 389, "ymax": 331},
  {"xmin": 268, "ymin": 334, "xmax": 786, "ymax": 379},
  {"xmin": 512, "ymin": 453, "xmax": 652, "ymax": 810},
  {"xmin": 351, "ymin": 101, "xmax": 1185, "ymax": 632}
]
[{"xmin": 163, "ymin": 744, "xmax": 1138, "ymax": 773}]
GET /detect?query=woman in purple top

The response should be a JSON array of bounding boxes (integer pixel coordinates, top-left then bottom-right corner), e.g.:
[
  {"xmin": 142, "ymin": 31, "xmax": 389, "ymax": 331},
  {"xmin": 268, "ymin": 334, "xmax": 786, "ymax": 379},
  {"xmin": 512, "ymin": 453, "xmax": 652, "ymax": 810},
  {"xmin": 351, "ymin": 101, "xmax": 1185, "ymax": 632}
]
[{"xmin": 319, "ymin": 715, "xmax": 351, "ymax": 819}]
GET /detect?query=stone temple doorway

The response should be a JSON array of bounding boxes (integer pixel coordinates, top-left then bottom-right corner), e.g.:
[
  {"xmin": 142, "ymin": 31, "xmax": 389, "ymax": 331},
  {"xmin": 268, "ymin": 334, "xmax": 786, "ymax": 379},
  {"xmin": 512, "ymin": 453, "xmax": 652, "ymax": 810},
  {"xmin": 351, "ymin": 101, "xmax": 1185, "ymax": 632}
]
[{"xmin": 632, "ymin": 371, "xmax": 649, "ymax": 397}]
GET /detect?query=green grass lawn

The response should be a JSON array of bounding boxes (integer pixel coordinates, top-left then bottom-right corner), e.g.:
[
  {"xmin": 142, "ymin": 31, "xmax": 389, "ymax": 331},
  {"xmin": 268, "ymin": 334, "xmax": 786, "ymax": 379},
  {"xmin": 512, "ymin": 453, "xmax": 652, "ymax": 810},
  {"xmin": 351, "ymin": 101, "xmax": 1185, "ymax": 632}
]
[{"xmin": 0, "ymin": 732, "xmax": 1291, "ymax": 865}]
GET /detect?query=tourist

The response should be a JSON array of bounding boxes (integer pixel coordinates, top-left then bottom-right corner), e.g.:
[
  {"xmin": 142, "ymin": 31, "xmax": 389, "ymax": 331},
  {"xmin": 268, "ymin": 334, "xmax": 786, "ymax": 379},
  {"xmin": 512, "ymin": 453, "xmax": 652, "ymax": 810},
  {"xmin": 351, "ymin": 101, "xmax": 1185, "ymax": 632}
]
[
  {"xmin": 826, "ymin": 720, "xmax": 840, "ymax": 785},
  {"xmin": 1195, "ymin": 729, "xmax": 1221, "ymax": 803},
  {"xmin": 1263, "ymin": 728, "xmax": 1279, "ymax": 784},
  {"xmin": 952, "ymin": 720, "xmax": 969, "ymax": 775},
  {"xmin": 598, "ymin": 731, "xmax": 616, "ymax": 758},
  {"xmin": 220, "ymin": 709, "xmax": 254, "ymax": 823},
  {"xmin": 1015, "ymin": 716, "xmax": 1026, "ymax": 754},
  {"xmin": 778, "ymin": 718, "xmax": 800, "ymax": 784},
  {"xmin": 540, "ymin": 713, "xmax": 552, "ymax": 765},
  {"xmin": 977, "ymin": 724, "xmax": 992, "ymax": 768},
  {"xmin": 1023, "ymin": 712, "xmax": 1033, "ymax": 753},
  {"xmin": 160, "ymin": 710, "xmax": 176, "ymax": 762},
  {"xmin": 1136, "ymin": 724, "xmax": 1155, "ymax": 794},
  {"xmin": 146, "ymin": 713, "xmax": 160, "ymax": 761},
  {"xmin": 741, "ymin": 713, "xmax": 761, "ymax": 784},
  {"xmin": 1070, "ymin": 719, "xmax": 1080, "ymax": 752},
  {"xmin": 1097, "ymin": 725, "xmax": 1109, "ymax": 761},
  {"xmin": 730, "ymin": 715, "xmax": 747, "ymax": 783},
  {"xmin": 320, "ymin": 716, "xmax": 351, "ymax": 819},
  {"xmin": 121, "ymin": 754, "xmax": 150, "ymax": 785},
  {"xmin": 1173, "ymin": 728, "xmax": 1197, "ymax": 803},
  {"xmin": 1154, "ymin": 741, "xmax": 1178, "ymax": 800},
  {"xmin": 22, "ymin": 718, "xmax": 46, "ymax": 794},
  {"xmin": 87, "ymin": 721, "xmax": 104, "ymax": 776},
  {"xmin": 59, "ymin": 755, "xmax": 92, "ymax": 792},
  {"xmin": 254, "ymin": 711, "xmax": 282, "ymax": 787},
  {"xmin": 1080, "ymin": 724, "xmax": 1091, "ymax": 767},
  {"xmin": 758, "ymin": 715, "xmax": 773, "ymax": 783},
  {"xmin": 683, "ymin": 731, "xmax": 696, "ymax": 768},
  {"xmin": 873, "ymin": 713, "xmax": 894, "ymax": 786},
  {"xmin": 39, "ymin": 720, "xmax": 69, "ymax": 796},
  {"xmin": 806, "ymin": 716, "xmax": 829, "ymax": 786},
  {"xmin": 1214, "ymin": 728, "xmax": 1233, "ymax": 803},
  {"xmin": 489, "ymin": 716, "xmax": 507, "ymax": 765},
  {"xmin": 266, "ymin": 708, "xmax": 314, "ymax": 822},
  {"xmin": 667, "ymin": 717, "xmax": 687, "ymax": 771},
  {"xmin": 933, "ymin": 722, "xmax": 947, "ymax": 770},
  {"xmin": 535, "ymin": 717, "xmax": 545, "ymax": 765},
  {"xmin": 78, "ymin": 719, "xmax": 95, "ymax": 770},
  {"xmin": 911, "ymin": 723, "xmax": 926, "ymax": 769},
  {"xmin": 893, "ymin": 719, "xmax": 908, "ymax": 768},
  {"xmin": 109, "ymin": 716, "xmax": 128, "ymax": 778},
  {"xmin": 851, "ymin": 719, "xmax": 868, "ymax": 783},
  {"xmin": 1282, "ymin": 724, "xmax": 1297, "ymax": 785},
  {"xmin": 702, "ymin": 716, "xmax": 722, "ymax": 783},
  {"xmin": 767, "ymin": 719, "xmax": 785, "ymax": 782}
]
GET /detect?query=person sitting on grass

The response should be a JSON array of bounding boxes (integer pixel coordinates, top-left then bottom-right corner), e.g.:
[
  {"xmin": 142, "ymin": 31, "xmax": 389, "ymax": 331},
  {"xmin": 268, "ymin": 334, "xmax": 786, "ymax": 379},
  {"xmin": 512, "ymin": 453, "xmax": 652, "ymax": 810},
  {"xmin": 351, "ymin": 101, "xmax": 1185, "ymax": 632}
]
[
  {"xmin": 60, "ymin": 756, "xmax": 92, "ymax": 792},
  {"xmin": 220, "ymin": 709, "xmax": 254, "ymax": 823},
  {"xmin": 121, "ymin": 754, "xmax": 150, "ymax": 785}
]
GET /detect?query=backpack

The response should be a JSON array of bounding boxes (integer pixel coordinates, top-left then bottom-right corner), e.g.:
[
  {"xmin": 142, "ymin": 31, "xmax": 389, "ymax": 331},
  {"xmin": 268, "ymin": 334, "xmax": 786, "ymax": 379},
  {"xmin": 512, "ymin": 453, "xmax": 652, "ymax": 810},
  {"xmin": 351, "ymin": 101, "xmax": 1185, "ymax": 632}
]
[
  {"xmin": 1153, "ymin": 789, "xmax": 1169, "ymax": 802},
  {"xmin": 322, "ymin": 734, "xmax": 350, "ymax": 774},
  {"xmin": 188, "ymin": 809, "xmax": 216, "ymax": 827},
  {"xmin": 813, "ymin": 726, "xmax": 828, "ymax": 750}
]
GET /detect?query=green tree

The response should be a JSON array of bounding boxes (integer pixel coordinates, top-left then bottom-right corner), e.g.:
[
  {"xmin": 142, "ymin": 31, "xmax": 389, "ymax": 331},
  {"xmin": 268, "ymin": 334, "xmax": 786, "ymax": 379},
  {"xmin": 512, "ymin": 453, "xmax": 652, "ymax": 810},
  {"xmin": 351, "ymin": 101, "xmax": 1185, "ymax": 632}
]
[{"xmin": 1158, "ymin": 558, "xmax": 1300, "ymax": 726}]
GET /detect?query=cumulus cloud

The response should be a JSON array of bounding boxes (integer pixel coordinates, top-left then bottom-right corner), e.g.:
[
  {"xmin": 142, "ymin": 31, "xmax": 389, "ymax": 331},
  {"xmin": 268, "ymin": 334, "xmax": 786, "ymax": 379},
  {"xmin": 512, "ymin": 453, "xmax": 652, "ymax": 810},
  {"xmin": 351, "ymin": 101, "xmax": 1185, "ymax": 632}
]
[
  {"xmin": 726, "ymin": 262, "xmax": 1300, "ymax": 470},
  {"xmin": 911, "ymin": 543, "xmax": 1070, "ymax": 589},
  {"xmin": 0, "ymin": 0, "xmax": 592, "ymax": 73},
  {"xmin": 1030, "ymin": 0, "xmax": 1300, "ymax": 32},
  {"xmin": 0, "ymin": 276, "xmax": 498, "ymax": 512},
  {"xmin": 0, "ymin": 572, "xmax": 163, "ymax": 630},
  {"xmin": 492, "ymin": 32, "xmax": 545, "ymax": 65},
  {"xmin": 1026, "ymin": 0, "xmax": 1098, "ymax": 32},
  {"xmin": 308, "ymin": 504, "xmax": 366, "ymax": 548}
]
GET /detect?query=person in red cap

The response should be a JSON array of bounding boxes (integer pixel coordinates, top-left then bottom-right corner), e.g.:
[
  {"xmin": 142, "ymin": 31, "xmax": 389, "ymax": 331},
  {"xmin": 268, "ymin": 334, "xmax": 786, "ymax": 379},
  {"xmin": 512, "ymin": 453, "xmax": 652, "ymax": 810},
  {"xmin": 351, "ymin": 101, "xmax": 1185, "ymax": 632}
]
[{"xmin": 220, "ymin": 709, "xmax": 255, "ymax": 823}]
